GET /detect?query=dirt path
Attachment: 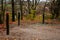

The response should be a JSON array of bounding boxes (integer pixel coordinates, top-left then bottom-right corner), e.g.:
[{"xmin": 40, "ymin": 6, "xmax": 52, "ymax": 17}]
[{"xmin": 0, "ymin": 24, "xmax": 60, "ymax": 40}]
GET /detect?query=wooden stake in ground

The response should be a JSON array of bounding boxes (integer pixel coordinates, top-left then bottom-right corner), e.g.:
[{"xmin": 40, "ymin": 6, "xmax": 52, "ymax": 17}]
[
  {"xmin": 6, "ymin": 12, "xmax": 9, "ymax": 35},
  {"xmin": 18, "ymin": 12, "xmax": 20, "ymax": 26}
]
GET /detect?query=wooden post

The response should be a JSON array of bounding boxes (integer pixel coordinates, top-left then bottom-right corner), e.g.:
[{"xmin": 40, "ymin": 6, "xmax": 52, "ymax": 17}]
[
  {"xmin": 0, "ymin": 14, "xmax": 3, "ymax": 24},
  {"xmin": 6, "ymin": 12, "xmax": 9, "ymax": 35},
  {"xmin": 18, "ymin": 12, "xmax": 20, "ymax": 26},
  {"xmin": 42, "ymin": 10, "xmax": 45, "ymax": 24}
]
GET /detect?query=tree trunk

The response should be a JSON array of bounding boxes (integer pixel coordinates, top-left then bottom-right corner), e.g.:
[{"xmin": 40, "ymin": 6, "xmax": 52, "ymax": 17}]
[
  {"xmin": 27, "ymin": 0, "xmax": 31, "ymax": 14},
  {"xmin": 0, "ymin": 0, "xmax": 3, "ymax": 24},
  {"xmin": 12, "ymin": 0, "xmax": 15, "ymax": 21},
  {"xmin": 42, "ymin": 0, "xmax": 47, "ymax": 24},
  {"xmin": 20, "ymin": 0, "xmax": 23, "ymax": 20}
]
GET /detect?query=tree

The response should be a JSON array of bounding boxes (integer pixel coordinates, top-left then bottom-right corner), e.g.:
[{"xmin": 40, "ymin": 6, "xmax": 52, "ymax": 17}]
[
  {"xmin": 55, "ymin": 0, "xmax": 60, "ymax": 19},
  {"xmin": 0, "ymin": 0, "xmax": 3, "ymax": 24},
  {"xmin": 20, "ymin": 0, "xmax": 23, "ymax": 20},
  {"xmin": 27, "ymin": 0, "xmax": 31, "ymax": 14},
  {"xmin": 50, "ymin": 0, "xmax": 60, "ymax": 19},
  {"xmin": 12, "ymin": 0, "xmax": 15, "ymax": 21},
  {"xmin": 42, "ymin": 0, "xmax": 47, "ymax": 24}
]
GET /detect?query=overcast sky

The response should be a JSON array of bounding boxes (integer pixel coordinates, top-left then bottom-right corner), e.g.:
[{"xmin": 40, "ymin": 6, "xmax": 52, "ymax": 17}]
[{"xmin": 41, "ymin": 0, "xmax": 46, "ymax": 1}]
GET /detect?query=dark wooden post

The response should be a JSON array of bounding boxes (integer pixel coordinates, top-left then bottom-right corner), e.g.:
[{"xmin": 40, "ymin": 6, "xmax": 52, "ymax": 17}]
[
  {"xmin": 6, "ymin": 12, "xmax": 9, "ymax": 35},
  {"xmin": 42, "ymin": 10, "xmax": 45, "ymax": 24},
  {"xmin": 18, "ymin": 12, "xmax": 20, "ymax": 26},
  {"xmin": 0, "ymin": 14, "xmax": 3, "ymax": 24},
  {"xmin": 42, "ymin": 5, "xmax": 45, "ymax": 24}
]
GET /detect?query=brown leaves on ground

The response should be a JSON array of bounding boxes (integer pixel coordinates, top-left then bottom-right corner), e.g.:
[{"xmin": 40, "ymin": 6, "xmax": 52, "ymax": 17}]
[{"xmin": 0, "ymin": 24, "xmax": 6, "ymax": 32}]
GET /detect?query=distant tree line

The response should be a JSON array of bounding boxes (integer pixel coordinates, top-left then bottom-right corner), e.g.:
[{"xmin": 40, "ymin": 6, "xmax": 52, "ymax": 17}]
[
  {"xmin": 50, "ymin": 0, "xmax": 60, "ymax": 19},
  {"xmin": 0, "ymin": 0, "xmax": 60, "ymax": 24}
]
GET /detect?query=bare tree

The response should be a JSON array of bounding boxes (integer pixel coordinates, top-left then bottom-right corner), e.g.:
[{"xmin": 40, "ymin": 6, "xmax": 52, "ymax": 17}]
[
  {"xmin": 27, "ymin": 0, "xmax": 31, "ymax": 14},
  {"xmin": 0, "ymin": 0, "xmax": 4, "ymax": 24},
  {"xmin": 11, "ymin": 0, "xmax": 15, "ymax": 21},
  {"xmin": 20, "ymin": 0, "xmax": 23, "ymax": 20},
  {"xmin": 42, "ymin": 0, "xmax": 47, "ymax": 24},
  {"xmin": 49, "ymin": 0, "xmax": 60, "ymax": 19}
]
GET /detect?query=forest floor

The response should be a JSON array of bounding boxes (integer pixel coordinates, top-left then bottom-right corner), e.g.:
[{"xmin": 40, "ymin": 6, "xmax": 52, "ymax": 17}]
[{"xmin": 0, "ymin": 19, "xmax": 60, "ymax": 40}]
